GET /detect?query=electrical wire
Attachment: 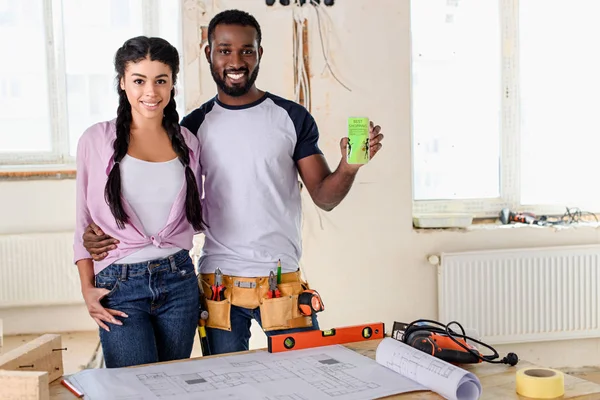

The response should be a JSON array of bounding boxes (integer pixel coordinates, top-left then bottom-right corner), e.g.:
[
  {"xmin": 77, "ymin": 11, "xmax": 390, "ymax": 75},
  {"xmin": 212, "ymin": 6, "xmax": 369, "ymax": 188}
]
[
  {"xmin": 293, "ymin": 0, "xmax": 351, "ymax": 234},
  {"xmin": 310, "ymin": 2, "xmax": 351, "ymax": 92},
  {"xmin": 292, "ymin": 5, "xmax": 310, "ymax": 111},
  {"xmin": 561, "ymin": 206, "xmax": 598, "ymax": 223},
  {"xmin": 292, "ymin": 1, "xmax": 352, "ymax": 106},
  {"xmin": 292, "ymin": 4, "xmax": 321, "ymax": 244},
  {"xmin": 535, "ymin": 206, "xmax": 598, "ymax": 226},
  {"xmin": 401, "ymin": 319, "xmax": 519, "ymax": 366}
]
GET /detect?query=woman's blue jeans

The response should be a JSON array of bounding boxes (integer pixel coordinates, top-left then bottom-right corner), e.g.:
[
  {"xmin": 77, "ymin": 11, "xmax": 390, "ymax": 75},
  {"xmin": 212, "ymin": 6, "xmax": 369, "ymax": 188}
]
[{"xmin": 95, "ymin": 249, "xmax": 199, "ymax": 368}]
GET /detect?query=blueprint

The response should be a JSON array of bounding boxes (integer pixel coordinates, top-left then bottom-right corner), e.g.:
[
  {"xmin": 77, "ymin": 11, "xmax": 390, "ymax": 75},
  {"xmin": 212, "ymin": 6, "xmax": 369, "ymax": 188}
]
[
  {"xmin": 67, "ymin": 344, "xmax": 425, "ymax": 400},
  {"xmin": 376, "ymin": 338, "xmax": 482, "ymax": 400}
]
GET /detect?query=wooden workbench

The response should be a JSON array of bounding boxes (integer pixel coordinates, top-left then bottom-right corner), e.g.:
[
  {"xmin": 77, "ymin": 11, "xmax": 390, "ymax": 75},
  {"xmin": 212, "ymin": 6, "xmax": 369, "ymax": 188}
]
[{"xmin": 49, "ymin": 339, "xmax": 600, "ymax": 399}]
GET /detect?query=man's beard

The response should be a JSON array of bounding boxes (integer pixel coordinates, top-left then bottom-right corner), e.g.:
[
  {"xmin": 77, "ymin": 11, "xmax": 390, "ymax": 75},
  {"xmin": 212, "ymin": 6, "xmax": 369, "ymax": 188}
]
[{"xmin": 210, "ymin": 63, "xmax": 260, "ymax": 97}]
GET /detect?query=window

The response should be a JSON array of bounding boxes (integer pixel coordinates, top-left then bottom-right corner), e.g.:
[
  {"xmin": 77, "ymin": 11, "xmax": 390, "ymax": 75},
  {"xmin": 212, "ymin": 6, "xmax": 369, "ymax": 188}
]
[
  {"xmin": 0, "ymin": 0, "xmax": 184, "ymax": 167},
  {"xmin": 411, "ymin": 0, "xmax": 600, "ymax": 217}
]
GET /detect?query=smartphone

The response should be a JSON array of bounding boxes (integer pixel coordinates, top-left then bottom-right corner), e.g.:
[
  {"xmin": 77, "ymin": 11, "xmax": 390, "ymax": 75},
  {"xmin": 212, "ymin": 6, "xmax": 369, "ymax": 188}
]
[{"xmin": 347, "ymin": 117, "xmax": 370, "ymax": 165}]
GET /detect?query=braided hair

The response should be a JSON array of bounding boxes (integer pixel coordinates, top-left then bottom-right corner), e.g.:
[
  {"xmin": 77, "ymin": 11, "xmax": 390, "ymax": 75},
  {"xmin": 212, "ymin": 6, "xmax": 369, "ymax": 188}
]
[{"xmin": 105, "ymin": 36, "xmax": 205, "ymax": 231}]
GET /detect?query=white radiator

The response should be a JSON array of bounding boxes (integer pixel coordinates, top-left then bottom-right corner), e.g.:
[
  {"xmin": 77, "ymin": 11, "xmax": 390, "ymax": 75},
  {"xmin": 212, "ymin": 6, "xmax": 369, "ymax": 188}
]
[
  {"xmin": 0, "ymin": 232, "xmax": 83, "ymax": 308},
  {"xmin": 437, "ymin": 244, "xmax": 600, "ymax": 345}
]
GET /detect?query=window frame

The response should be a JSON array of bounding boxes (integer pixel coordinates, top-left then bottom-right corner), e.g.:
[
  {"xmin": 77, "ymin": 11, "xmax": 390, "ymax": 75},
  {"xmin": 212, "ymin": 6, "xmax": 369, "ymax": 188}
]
[
  {"xmin": 412, "ymin": 0, "xmax": 591, "ymax": 219},
  {"xmin": 0, "ymin": 0, "xmax": 175, "ymax": 170}
]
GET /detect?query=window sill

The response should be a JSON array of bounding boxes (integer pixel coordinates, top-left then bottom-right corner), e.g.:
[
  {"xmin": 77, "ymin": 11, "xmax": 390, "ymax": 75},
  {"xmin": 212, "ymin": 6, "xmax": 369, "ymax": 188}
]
[
  {"xmin": 0, "ymin": 164, "xmax": 76, "ymax": 181},
  {"xmin": 414, "ymin": 218, "xmax": 600, "ymax": 233}
]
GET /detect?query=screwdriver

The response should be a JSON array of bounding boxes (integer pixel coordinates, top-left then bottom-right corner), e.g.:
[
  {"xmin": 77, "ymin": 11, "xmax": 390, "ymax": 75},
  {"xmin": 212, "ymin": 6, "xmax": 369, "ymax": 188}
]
[
  {"xmin": 197, "ymin": 278, "xmax": 211, "ymax": 356},
  {"xmin": 198, "ymin": 309, "xmax": 210, "ymax": 356}
]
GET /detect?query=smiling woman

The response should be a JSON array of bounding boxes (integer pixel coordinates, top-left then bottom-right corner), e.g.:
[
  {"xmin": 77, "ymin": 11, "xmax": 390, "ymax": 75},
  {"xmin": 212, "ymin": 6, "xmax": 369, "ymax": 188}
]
[
  {"xmin": 120, "ymin": 61, "xmax": 174, "ymax": 120},
  {"xmin": 72, "ymin": 36, "xmax": 205, "ymax": 369}
]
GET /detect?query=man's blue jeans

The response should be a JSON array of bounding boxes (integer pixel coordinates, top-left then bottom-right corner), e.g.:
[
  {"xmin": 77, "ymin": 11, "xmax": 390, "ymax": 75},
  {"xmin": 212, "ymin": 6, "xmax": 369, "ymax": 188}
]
[
  {"xmin": 205, "ymin": 304, "xmax": 319, "ymax": 355},
  {"xmin": 95, "ymin": 249, "xmax": 199, "ymax": 368}
]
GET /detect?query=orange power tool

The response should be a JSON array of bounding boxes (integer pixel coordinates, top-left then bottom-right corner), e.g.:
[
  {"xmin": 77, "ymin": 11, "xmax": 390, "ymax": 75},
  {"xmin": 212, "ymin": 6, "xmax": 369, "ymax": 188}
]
[
  {"xmin": 405, "ymin": 329, "xmax": 484, "ymax": 364},
  {"xmin": 392, "ymin": 319, "xmax": 519, "ymax": 366},
  {"xmin": 399, "ymin": 320, "xmax": 519, "ymax": 366}
]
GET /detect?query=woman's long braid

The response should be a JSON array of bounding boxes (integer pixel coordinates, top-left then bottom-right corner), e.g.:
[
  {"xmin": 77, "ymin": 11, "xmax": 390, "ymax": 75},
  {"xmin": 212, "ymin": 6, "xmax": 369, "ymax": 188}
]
[
  {"xmin": 104, "ymin": 89, "xmax": 132, "ymax": 229},
  {"xmin": 163, "ymin": 90, "xmax": 206, "ymax": 231}
]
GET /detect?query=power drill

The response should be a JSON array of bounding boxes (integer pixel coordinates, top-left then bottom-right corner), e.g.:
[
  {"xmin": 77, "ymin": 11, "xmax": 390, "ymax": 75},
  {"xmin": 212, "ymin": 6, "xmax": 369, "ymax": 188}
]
[
  {"xmin": 397, "ymin": 320, "xmax": 519, "ymax": 366},
  {"xmin": 405, "ymin": 329, "xmax": 483, "ymax": 364}
]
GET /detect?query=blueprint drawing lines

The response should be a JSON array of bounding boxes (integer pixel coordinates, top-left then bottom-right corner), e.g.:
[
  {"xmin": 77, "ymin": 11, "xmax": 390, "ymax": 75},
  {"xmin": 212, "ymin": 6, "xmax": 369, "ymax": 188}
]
[{"xmin": 134, "ymin": 353, "xmax": 380, "ymax": 397}]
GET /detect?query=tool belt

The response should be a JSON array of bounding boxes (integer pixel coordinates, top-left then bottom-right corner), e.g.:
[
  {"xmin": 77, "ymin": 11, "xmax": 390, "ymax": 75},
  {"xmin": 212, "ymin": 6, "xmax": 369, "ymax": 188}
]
[{"xmin": 199, "ymin": 270, "xmax": 314, "ymax": 332}]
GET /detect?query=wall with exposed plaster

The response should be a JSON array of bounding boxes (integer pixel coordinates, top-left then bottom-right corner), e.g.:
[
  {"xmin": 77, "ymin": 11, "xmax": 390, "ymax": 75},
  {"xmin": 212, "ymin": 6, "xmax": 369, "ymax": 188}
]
[{"xmin": 1, "ymin": 0, "xmax": 600, "ymax": 368}]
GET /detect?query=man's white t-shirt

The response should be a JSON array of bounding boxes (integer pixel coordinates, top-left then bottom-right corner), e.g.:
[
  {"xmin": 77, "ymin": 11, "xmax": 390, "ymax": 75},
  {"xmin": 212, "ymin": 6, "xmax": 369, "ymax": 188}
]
[{"xmin": 181, "ymin": 92, "xmax": 323, "ymax": 277}]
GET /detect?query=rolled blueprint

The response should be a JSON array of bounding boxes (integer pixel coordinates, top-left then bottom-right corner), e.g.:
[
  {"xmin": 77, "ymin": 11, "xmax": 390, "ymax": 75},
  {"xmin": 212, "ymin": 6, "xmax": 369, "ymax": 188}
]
[{"xmin": 375, "ymin": 337, "xmax": 482, "ymax": 400}]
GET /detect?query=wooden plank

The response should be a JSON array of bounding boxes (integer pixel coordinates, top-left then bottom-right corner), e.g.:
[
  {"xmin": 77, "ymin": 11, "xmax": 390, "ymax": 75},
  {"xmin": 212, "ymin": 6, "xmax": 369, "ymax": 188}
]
[
  {"xmin": 0, "ymin": 370, "xmax": 49, "ymax": 400},
  {"xmin": 0, "ymin": 334, "xmax": 63, "ymax": 383}
]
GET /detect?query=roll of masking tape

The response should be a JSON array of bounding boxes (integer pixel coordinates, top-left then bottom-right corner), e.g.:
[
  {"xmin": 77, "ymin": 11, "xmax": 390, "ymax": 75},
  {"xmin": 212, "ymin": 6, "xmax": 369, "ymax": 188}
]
[{"xmin": 516, "ymin": 367, "xmax": 565, "ymax": 399}]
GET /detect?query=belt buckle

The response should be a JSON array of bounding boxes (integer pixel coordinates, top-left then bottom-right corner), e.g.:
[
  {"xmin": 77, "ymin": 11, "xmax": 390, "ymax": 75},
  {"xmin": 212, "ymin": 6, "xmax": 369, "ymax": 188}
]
[{"xmin": 233, "ymin": 280, "xmax": 257, "ymax": 289}]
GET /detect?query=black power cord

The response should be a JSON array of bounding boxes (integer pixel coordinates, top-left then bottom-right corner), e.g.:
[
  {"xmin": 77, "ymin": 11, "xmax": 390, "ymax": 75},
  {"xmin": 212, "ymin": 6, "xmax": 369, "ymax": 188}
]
[
  {"xmin": 500, "ymin": 206, "xmax": 598, "ymax": 227},
  {"xmin": 402, "ymin": 319, "xmax": 519, "ymax": 366},
  {"xmin": 536, "ymin": 206, "xmax": 598, "ymax": 226}
]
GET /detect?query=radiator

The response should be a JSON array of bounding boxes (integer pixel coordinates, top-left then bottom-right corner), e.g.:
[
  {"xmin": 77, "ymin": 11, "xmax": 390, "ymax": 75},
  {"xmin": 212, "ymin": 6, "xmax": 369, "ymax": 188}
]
[
  {"xmin": 437, "ymin": 244, "xmax": 600, "ymax": 345},
  {"xmin": 0, "ymin": 232, "xmax": 82, "ymax": 308}
]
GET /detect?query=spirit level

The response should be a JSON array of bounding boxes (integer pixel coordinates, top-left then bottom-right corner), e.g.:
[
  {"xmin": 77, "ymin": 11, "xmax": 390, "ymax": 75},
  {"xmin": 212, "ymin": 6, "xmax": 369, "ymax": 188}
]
[{"xmin": 267, "ymin": 322, "xmax": 385, "ymax": 353}]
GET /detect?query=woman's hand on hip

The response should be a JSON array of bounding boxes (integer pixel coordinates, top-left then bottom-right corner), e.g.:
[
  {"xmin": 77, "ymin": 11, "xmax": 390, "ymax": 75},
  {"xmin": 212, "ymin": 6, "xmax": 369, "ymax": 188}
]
[{"xmin": 82, "ymin": 286, "xmax": 128, "ymax": 332}]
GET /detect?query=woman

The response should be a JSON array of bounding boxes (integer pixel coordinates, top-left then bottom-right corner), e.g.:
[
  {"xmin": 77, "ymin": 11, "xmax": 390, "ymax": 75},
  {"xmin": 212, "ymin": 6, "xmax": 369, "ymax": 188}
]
[{"xmin": 73, "ymin": 36, "xmax": 205, "ymax": 368}]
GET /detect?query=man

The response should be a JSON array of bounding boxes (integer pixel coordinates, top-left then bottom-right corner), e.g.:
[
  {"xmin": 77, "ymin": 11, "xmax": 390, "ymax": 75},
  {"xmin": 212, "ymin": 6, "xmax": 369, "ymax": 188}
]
[{"xmin": 81, "ymin": 9, "xmax": 384, "ymax": 355}]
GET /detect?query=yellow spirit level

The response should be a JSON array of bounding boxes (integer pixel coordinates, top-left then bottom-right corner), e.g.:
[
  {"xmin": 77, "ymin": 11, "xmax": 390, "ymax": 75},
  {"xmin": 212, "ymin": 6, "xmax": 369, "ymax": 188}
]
[{"xmin": 267, "ymin": 322, "xmax": 385, "ymax": 353}]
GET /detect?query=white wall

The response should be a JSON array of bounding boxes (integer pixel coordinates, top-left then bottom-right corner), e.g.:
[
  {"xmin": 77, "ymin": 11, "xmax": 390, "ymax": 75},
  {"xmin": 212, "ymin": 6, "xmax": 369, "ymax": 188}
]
[
  {"xmin": 0, "ymin": 180, "xmax": 75, "ymax": 235},
  {"xmin": 290, "ymin": 0, "xmax": 600, "ymax": 368},
  {"xmin": 2, "ymin": 0, "xmax": 600, "ymax": 368}
]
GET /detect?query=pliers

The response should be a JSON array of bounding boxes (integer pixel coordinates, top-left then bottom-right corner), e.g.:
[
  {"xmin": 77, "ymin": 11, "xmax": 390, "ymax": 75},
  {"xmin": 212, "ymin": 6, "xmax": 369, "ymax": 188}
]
[
  {"xmin": 267, "ymin": 271, "xmax": 281, "ymax": 299},
  {"xmin": 210, "ymin": 267, "xmax": 226, "ymax": 301}
]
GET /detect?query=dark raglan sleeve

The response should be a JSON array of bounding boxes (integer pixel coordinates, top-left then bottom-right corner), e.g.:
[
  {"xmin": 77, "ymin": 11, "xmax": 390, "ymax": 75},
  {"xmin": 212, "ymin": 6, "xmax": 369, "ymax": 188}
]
[
  {"xmin": 180, "ymin": 99, "xmax": 215, "ymax": 136},
  {"xmin": 292, "ymin": 109, "xmax": 324, "ymax": 162},
  {"xmin": 270, "ymin": 95, "xmax": 324, "ymax": 162}
]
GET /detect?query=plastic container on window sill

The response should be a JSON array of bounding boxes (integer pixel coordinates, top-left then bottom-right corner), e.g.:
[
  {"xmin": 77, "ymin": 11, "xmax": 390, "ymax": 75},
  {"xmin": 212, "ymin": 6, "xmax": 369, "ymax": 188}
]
[{"xmin": 413, "ymin": 213, "xmax": 474, "ymax": 229}]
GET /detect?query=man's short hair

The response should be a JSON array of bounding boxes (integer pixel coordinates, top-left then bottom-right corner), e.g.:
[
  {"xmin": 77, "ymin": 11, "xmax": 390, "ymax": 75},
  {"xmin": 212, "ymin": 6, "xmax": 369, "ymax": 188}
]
[{"xmin": 207, "ymin": 9, "xmax": 262, "ymax": 47}]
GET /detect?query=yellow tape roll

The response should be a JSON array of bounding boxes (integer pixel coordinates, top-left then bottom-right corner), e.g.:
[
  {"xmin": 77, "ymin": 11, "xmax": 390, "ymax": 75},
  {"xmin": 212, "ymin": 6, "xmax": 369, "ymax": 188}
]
[{"xmin": 516, "ymin": 367, "xmax": 565, "ymax": 399}]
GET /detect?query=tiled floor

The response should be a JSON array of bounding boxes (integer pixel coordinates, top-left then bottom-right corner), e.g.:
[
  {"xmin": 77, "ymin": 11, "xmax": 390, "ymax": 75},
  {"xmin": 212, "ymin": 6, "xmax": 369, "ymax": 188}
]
[{"xmin": 2, "ymin": 331, "xmax": 600, "ymax": 384}]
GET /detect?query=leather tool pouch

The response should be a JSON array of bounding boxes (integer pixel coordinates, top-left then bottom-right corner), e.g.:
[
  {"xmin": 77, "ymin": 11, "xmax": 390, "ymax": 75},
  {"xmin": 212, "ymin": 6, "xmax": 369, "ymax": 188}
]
[
  {"xmin": 199, "ymin": 271, "xmax": 315, "ymax": 332},
  {"xmin": 199, "ymin": 278, "xmax": 232, "ymax": 331},
  {"xmin": 260, "ymin": 279, "xmax": 313, "ymax": 332}
]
